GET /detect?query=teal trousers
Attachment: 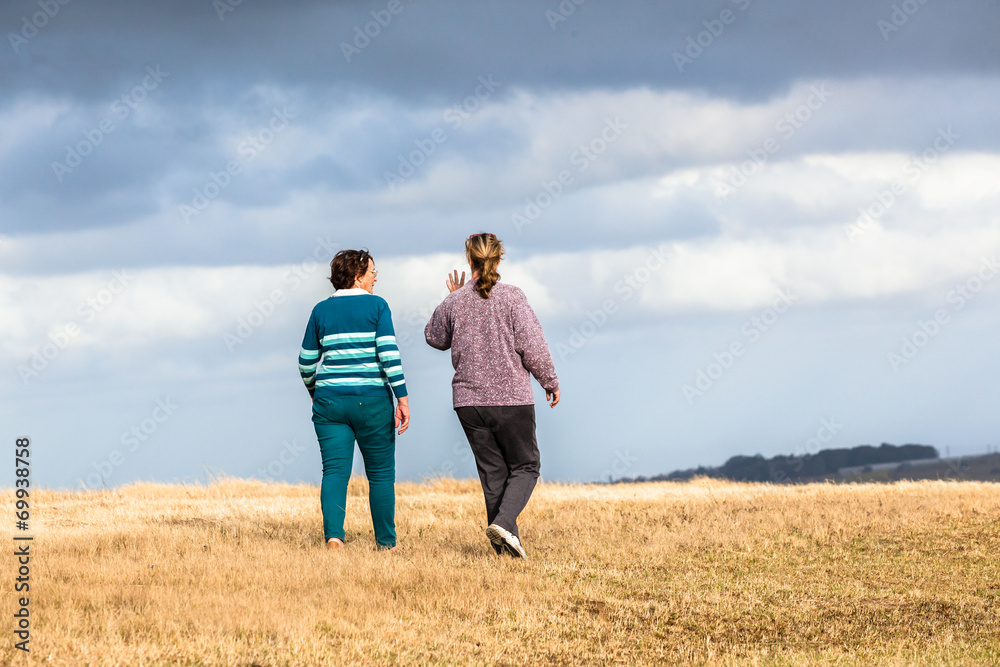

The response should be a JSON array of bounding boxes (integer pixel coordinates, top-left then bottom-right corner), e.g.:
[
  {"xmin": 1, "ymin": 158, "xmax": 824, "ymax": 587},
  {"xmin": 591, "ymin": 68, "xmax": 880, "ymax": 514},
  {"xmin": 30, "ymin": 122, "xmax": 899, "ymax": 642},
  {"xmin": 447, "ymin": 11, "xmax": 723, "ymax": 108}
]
[{"xmin": 312, "ymin": 395, "xmax": 396, "ymax": 548}]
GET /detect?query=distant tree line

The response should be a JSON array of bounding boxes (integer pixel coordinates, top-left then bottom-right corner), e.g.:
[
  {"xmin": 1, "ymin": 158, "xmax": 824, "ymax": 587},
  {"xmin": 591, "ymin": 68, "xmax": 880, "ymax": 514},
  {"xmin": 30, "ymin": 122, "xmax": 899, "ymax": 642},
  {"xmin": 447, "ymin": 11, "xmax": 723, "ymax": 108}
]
[{"xmin": 618, "ymin": 443, "xmax": 939, "ymax": 484}]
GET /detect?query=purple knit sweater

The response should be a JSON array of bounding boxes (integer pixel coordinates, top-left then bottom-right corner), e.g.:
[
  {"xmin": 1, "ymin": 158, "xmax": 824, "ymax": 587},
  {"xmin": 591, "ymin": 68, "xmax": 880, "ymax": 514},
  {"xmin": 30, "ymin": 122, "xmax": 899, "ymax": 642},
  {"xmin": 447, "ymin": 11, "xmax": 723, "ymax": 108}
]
[{"xmin": 424, "ymin": 281, "xmax": 559, "ymax": 407}]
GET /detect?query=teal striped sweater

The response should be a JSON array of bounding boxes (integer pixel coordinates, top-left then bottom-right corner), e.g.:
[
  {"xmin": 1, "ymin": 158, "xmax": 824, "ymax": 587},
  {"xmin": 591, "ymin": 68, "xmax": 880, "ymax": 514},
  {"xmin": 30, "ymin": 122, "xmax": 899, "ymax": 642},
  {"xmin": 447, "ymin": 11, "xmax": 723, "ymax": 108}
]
[{"xmin": 298, "ymin": 289, "xmax": 407, "ymax": 399}]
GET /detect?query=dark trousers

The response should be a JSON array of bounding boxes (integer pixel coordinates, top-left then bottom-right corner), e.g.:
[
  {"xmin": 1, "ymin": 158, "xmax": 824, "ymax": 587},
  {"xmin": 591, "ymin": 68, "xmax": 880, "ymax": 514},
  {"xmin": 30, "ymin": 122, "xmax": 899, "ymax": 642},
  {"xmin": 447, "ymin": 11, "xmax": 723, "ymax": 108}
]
[{"xmin": 455, "ymin": 405, "xmax": 540, "ymax": 541}]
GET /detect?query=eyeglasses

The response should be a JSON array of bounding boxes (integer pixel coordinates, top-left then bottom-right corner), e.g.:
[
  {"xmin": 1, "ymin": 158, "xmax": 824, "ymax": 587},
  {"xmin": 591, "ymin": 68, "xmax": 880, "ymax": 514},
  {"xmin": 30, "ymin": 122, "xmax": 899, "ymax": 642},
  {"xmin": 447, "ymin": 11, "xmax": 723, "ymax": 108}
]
[
  {"xmin": 371, "ymin": 269, "xmax": 378, "ymax": 278},
  {"xmin": 468, "ymin": 233, "xmax": 497, "ymax": 239}
]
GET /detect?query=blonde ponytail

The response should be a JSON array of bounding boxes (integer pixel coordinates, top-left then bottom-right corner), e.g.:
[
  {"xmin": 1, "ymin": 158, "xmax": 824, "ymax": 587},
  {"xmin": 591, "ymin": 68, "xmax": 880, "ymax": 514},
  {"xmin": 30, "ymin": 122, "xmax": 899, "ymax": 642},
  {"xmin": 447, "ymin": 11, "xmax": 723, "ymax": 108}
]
[{"xmin": 466, "ymin": 233, "xmax": 504, "ymax": 298}]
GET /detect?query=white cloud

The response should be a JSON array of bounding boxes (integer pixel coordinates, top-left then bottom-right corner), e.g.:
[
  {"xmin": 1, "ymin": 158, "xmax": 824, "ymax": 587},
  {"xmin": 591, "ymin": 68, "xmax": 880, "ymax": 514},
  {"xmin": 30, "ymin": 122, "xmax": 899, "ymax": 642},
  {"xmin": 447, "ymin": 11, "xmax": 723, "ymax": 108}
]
[
  {"xmin": 0, "ymin": 98, "xmax": 71, "ymax": 156},
  {"xmin": 5, "ymin": 218, "xmax": 997, "ymax": 379},
  {"xmin": 4, "ymin": 74, "xmax": 1000, "ymax": 376}
]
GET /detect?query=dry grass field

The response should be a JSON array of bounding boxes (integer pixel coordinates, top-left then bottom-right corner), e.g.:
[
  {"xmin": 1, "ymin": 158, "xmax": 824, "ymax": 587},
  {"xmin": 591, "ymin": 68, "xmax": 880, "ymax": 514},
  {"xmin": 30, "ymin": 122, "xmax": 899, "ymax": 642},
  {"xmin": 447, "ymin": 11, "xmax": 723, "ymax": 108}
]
[{"xmin": 3, "ymin": 477, "xmax": 1000, "ymax": 666}]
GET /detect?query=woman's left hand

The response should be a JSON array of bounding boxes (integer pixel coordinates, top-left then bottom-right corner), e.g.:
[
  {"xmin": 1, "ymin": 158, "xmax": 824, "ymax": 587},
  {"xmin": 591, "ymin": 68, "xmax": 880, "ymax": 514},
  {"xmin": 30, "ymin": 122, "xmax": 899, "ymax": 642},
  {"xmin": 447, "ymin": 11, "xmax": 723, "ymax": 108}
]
[
  {"xmin": 546, "ymin": 388, "xmax": 560, "ymax": 408},
  {"xmin": 395, "ymin": 397, "xmax": 410, "ymax": 435}
]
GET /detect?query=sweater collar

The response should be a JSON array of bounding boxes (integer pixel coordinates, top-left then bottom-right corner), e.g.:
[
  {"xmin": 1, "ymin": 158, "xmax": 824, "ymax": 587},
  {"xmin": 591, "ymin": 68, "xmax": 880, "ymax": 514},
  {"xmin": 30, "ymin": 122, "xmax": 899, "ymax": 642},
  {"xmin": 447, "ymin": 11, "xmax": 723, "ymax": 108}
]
[{"xmin": 333, "ymin": 288, "xmax": 369, "ymax": 297}]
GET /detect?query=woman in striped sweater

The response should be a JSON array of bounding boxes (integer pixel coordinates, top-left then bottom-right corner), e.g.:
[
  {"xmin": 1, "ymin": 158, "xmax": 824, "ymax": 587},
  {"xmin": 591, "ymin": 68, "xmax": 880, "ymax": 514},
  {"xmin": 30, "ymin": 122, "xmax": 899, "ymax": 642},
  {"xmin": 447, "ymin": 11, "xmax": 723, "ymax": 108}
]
[{"xmin": 298, "ymin": 249, "xmax": 409, "ymax": 551}]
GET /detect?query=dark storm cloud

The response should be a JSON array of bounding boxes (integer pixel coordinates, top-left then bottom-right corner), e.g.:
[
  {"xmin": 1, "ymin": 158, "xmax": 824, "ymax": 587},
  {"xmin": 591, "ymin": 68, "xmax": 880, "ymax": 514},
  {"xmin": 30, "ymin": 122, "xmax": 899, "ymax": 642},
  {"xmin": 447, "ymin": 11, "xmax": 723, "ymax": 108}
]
[
  {"xmin": 2, "ymin": 0, "xmax": 998, "ymax": 103},
  {"xmin": 1, "ymin": 0, "xmax": 998, "ymax": 250}
]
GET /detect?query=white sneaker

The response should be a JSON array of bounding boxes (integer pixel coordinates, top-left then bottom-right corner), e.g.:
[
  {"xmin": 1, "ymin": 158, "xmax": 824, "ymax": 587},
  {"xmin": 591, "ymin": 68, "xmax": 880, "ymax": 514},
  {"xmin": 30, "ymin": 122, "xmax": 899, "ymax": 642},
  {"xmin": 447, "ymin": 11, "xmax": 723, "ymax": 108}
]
[{"xmin": 485, "ymin": 523, "xmax": 527, "ymax": 559}]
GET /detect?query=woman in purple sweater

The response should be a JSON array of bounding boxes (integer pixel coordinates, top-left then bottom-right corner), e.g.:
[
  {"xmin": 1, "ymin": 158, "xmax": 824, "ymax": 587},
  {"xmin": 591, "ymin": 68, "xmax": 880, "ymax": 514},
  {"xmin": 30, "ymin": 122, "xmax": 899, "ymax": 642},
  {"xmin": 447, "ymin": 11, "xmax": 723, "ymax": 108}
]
[{"xmin": 424, "ymin": 233, "xmax": 560, "ymax": 559}]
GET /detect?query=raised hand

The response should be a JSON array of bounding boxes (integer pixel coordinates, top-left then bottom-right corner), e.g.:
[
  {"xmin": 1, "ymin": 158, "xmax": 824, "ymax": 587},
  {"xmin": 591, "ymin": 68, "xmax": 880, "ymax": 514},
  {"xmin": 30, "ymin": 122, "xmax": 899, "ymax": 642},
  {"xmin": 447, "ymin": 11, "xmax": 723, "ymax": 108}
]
[{"xmin": 446, "ymin": 269, "xmax": 466, "ymax": 293}]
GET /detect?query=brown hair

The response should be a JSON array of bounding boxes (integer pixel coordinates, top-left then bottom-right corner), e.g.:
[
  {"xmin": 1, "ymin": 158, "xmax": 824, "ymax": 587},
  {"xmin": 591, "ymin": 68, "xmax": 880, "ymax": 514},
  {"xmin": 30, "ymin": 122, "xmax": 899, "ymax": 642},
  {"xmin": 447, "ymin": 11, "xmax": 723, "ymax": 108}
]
[
  {"xmin": 466, "ymin": 233, "xmax": 504, "ymax": 298},
  {"xmin": 329, "ymin": 249, "xmax": 373, "ymax": 290}
]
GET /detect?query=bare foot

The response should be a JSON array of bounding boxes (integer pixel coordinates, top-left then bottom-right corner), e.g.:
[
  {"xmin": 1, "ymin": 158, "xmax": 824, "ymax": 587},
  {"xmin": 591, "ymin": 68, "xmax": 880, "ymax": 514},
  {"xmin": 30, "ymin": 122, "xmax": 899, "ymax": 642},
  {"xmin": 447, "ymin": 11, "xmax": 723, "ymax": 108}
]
[
  {"xmin": 326, "ymin": 538, "xmax": 344, "ymax": 550},
  {"xmin": 379, "ymin": 545, "xmax": 399, "ymax": 553}
]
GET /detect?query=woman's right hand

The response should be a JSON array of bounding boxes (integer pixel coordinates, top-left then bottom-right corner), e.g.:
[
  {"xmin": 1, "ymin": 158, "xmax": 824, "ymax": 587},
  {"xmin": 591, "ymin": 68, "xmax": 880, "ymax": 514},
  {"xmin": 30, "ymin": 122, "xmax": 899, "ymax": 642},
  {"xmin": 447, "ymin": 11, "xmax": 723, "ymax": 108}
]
[{"xmin": 446, "ymin": 270, "xmax": 466, "ymax": 293}]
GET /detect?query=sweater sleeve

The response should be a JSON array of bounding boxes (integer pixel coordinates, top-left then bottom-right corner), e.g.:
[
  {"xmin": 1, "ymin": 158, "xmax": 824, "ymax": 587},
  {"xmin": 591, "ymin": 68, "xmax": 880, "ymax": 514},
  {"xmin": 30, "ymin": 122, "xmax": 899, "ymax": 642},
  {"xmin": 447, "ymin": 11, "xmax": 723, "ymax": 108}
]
[
  {"xmin": 424, "ymin": 296, "xmax": 453, "ymax": 351},
  {"xmin": 511, "ymin": 288, "xmax": 559, "ymax": 393},
  {"xmin": 375, "ymin": 300, "xmax": 408, "ymax": 399},
  {"xmin": 298, "ymin": 309, "xmax": 322, "ymax": 397}
]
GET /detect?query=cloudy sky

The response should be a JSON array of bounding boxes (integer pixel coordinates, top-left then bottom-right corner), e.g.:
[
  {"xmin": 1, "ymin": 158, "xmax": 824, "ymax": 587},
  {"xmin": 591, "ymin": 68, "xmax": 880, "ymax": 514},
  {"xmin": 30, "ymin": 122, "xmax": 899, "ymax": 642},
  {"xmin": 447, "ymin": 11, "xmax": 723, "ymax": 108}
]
[{"xmin": 3, "ymin": 0, "xmax": 999, "ymax": 490}]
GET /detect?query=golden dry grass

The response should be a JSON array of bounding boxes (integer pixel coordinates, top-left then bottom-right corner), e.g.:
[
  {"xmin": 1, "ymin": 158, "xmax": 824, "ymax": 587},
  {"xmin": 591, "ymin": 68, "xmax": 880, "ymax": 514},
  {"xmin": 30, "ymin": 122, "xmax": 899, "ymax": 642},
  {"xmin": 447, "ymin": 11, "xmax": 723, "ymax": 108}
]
[{"xmin": 2, "ymin": 477, "xmax": 1000, "ymax": 665}]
